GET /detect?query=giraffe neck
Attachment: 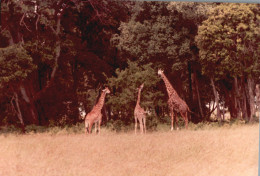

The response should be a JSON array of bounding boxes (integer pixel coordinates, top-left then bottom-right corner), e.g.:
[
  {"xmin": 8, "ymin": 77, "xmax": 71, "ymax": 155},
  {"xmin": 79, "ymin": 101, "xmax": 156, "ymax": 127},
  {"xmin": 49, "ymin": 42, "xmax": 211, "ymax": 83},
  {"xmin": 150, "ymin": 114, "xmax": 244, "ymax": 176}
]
[
  {"xmin": 161, "ymin": 72, "xmax": 177, "ymax": 97},
  {"xmin": 95, "ymin": 91, "xmax": 107, "ymax": 111},
  {"xmin": 136, "ymin": 88, "xmax": 142, "ymax": 107}
]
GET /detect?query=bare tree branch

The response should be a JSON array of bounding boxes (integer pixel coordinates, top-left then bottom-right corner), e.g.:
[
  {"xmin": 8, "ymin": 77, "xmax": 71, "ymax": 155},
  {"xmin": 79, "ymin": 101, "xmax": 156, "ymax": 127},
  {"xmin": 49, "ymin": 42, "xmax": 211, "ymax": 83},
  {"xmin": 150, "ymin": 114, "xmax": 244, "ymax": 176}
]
[
  {"xmin": 35, "ymin": 13, "xmax": 40, "ymax": 31},
  {"xmin": 20, "ymin": 13, "xmax": 32, "ymax": 32},
  {"xmin": 19, "ymin": 13, "xmax": 25, "ymax": 26}
]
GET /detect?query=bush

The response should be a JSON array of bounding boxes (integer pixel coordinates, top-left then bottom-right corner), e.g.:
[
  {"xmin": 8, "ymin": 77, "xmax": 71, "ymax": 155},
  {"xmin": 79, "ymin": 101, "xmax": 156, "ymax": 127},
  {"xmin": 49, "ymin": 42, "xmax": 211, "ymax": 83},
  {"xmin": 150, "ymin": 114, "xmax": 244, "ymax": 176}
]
[
  {"xmin": 25, "ymin": 125, "xmax": 47, "ymax": 133},
  {"xmin": 146, "ymin": 115, "xmax": 158, "ymax": 131},
  {"xmin": 158, "ymin": 115, "xmax": 188, "ymax": 130},
  {"xmin": 106, "ymin": 119, "xmax": 132, "ymax": 132},
  {"xmin": 0, "ymin": 125, "xmax": 21, "ymax": 134}
]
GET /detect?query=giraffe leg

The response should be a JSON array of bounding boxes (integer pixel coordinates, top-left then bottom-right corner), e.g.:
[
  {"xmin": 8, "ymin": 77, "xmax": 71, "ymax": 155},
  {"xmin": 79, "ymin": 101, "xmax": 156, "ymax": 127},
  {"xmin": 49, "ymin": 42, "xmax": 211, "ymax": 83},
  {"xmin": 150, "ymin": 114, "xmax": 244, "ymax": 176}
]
[
  {"xmin": 143, "ymin": 117, "xmax": 146, "ymax": 134},
  {"xmin": 139, "ymin": 118, "xmax": 143, "ymax": 134},
  {"xmin": 85, "ymin": 124, "xmax": 88, "ymax": 135},
  {"xmin": 85, "ymin": 120, "xmax": 90, "ymax": 135},
  {"xmin": 175, "ymin": 112, "xmax": 179, "ymax": 130},
  {"xmin": 180, "ymin": 112, "xmax": 188, "ymax": 129},
  {"xmin": 88, "ymin": 122, "xmax": 93, "ymax": 134},
  {"xmin": 135, "ymin": 116, "xmax": 138, "ymax": 134},
  {"xmin": 85, "ymin": 127, "xmax": 88, "ymax": 135},
  {"xmin": 170, "ymin": 108, "xmax": 174, "ymax": 131},
  {"xmin": 185, "ymin": 111, "xmax": 188, "ymax": 129},
  {"xmin": 94, "ymin": 122, "xmax": 97, "ymax": 134},
  {"xmin": 98, "ymin": 119, "xmax": 102, "ymax": 134}
]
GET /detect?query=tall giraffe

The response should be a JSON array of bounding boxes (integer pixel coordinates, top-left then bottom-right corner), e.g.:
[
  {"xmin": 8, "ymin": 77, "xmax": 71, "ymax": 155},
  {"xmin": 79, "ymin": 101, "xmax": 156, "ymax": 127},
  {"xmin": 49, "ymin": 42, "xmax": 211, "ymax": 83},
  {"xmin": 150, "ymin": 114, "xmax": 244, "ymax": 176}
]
[
  {"xmin": 158, "ymin": 69, "xmax": 189, "ymax": 130},
  {"xmin": 84, "ymin": 87, "xmax": 110, "ymax": 134},
  {"xmin": 134, "ymin": 83, "xmax": 146, "ymax": 134}
]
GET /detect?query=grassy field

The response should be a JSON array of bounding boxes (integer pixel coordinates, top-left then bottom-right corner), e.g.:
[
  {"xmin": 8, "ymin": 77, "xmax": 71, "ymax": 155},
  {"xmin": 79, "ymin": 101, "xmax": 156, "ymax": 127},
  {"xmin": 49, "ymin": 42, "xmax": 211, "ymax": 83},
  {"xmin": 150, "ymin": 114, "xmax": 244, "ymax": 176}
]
[{"xmin": 0, "ymin": 123, "xmax": 258, "ymax": 176}]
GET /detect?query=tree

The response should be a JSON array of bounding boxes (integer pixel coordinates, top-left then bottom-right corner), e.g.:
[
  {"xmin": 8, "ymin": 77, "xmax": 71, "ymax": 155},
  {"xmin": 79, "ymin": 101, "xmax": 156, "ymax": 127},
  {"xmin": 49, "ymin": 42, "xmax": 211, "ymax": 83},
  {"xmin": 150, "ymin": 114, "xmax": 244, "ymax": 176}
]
[
  {"xmin": 196, "ymin": 3, "xmax": 260, "ymax": 122},
  {"xmin": 0, "ymin": 44, "xmax": 36, "ymax": 131},
  {"xmin": 106, "ymin": 60, "xmax": 165, "ymax": 127},
  {"xmin": 0, "ymin": 0, "xmax": 132, "ymax": 128},
  {"xmin": 111, "ymin": 1, "xmax": 215, "ymax": 122},
  {"xmin": 167, "ymin": 2, "xmax": 216, "ymax": 121}
]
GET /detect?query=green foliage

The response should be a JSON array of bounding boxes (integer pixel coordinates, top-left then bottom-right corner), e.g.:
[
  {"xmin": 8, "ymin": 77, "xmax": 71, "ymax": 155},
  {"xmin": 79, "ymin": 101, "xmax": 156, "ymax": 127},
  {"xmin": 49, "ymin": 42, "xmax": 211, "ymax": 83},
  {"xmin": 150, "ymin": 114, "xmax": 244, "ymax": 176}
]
[
  {"xmin": 106, "ymin": 115, "xmax": 158, "ymax": 133},
  {"xmin": 167, "ymin": 2, "xmax": 214, "ymax": 24},
  {"xmin": 196, "ymin": 3, "xmax": 260, "ymax": 79},
  {"xmin": 0, "ymin": 0, "xmax": 259, "ymax": 130},
  {"xmin": 107, "ymin": 60, "xmax": 165, "ymax": 122},
  {"xmin": 0, "ymin": 125, "xmax": 24, "ymax": 135},
  {"xmin": 110, "ymin": 1, "xmax": 212, "ymax": 108},
  {"xmin": 0, "ymin": 123, "xmax": 85, "ymax": 135},
  {"xmin": 106, "ymin": 119, "xmax": 131, "ymax": 132},
  {"xmin": 145, "ymin": 114, "xmax": 159, "ymax": 131},
  {"xmin": 24, "ymin": 41, "xmax": 55, "ymax": 67},
  {"xmin": 0, "ymin": 44, "xmax": 37, "ymax": 86},
  {"xmin": 111, "ymin": 1, "xmax": 194, "ymax": 68}
]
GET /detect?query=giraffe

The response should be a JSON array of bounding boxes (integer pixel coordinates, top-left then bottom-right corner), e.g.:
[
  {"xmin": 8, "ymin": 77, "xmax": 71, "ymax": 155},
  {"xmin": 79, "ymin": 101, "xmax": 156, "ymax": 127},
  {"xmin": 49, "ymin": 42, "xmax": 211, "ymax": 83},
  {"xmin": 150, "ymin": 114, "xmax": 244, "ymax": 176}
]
[
  {"xmin": 134, "ymin": 83, "xmax": 147, "ymax": 134},
  {"xmin": 158, "ymin": 69, "xmax": 189, "ymax": 130},
  {"xmin": 84, "ymin": 87, "xmax": 110, "ymax": 134}
]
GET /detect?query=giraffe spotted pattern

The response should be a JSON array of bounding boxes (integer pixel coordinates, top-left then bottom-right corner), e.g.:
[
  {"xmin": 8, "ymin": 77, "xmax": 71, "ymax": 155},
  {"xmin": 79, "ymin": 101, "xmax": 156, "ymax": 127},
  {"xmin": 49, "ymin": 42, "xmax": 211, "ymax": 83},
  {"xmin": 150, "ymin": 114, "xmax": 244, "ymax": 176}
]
[
  {"xmin": 134, "ymin": 83, "xmax": 146, "ymax": 134},
  {"xmin": 84, "ymin": 87, "xmax": 110, "ymax": 134},
  {"xmin": 158, "ymin": 69, "xmax": 189, "ymax": 130}
]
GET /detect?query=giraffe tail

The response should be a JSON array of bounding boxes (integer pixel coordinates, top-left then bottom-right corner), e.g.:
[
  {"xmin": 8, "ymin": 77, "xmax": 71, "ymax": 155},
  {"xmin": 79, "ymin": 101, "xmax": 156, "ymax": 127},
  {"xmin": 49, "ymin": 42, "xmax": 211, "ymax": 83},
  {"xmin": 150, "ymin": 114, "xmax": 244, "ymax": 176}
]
[
  {"xmin": 187, "ymin": 108, "xmax": 193, "ymax": 120},
  {"xmin": 85, "ymin": 121, "xmax": 90, "ymax": 133},
  {"xmin": 187, "ymin": 108, "xmax": 201, "ymax": 120},
  {"xmin": 187, "ymin": 108, "xmax": 194, "ymax": 114}
]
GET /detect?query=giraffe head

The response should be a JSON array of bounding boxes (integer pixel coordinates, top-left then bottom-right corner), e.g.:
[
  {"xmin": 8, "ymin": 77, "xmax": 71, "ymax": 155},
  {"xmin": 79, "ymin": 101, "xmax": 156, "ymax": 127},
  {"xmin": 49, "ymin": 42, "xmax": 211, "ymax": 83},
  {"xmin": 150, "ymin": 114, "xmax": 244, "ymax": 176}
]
[
  {"xmin": 140, "ymin": 83, "xmax": 144, "ymax": 90},
  {"xmin": 102, "ymin": 87, "xmax": 110, "ymax": 94},
  {"xmin": 158, "ymin": 69, "xmax": 164, "ymax": 76}
]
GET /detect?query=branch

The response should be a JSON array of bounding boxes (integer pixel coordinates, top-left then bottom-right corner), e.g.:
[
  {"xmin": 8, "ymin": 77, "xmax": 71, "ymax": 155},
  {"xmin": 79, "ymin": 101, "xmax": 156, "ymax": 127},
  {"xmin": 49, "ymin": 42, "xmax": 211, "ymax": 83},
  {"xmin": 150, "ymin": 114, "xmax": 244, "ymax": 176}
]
[
  {"xmin": 35, "ymin": 13, "xmax": 40, "ymax": 31},
  {"xmin": 205, "ymin": 103, "xmax": 217, "ymax": 119},
  {"xmin": 10, "ymin": 95, "xmax": 17, "ymax": 114},
  {"xmin": 23, "ymin": 21, "xmax": 31, "ymax": 32},
  {"xmin": 19, "ymin": 13, "xmax": 25, "ymax": 26},
  {"xmin": 20, "ymin": 13, "xmax": 32, "ymax": 32},
  {"xmin": 88, "ymin": 0, "xmax": 104, "ymax": 24},
  {"xmin": 210, "ymin": 105, "xmax": 217, "ymax": 115},
  {"xmin": 0, "ymin": 27, "xmax": 7, "ymax": 33},
  {"xmin": 211, "ymin": 100, "xmax": 215, "ymax": 113},
  {"xmin": 50, "ymin": 26, "xmax": 57, "ymax": 35}
]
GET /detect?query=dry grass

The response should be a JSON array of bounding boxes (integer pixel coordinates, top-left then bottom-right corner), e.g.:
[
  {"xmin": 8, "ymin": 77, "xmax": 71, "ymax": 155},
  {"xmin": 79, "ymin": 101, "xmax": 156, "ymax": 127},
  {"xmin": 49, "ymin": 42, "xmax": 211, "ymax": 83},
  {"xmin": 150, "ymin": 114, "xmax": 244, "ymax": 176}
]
[{"xmin": 0, "ymin": 124, "xmax": 258, "ymax": 176}]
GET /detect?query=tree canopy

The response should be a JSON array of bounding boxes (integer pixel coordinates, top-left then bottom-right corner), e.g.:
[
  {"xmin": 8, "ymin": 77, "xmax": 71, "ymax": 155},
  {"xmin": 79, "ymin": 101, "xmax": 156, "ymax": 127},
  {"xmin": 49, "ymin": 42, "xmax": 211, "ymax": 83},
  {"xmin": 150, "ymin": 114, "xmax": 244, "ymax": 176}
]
[{"xmin": 0, "ymin": 1, "xmax": 259, "ymax": 131}]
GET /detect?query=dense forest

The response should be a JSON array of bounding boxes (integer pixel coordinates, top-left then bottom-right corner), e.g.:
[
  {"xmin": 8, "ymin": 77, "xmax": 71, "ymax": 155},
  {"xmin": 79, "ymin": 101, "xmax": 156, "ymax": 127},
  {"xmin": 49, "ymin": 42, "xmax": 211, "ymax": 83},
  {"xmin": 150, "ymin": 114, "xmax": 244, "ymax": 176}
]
[{"xmin": 0, "ymin": 0, "xmax": 259, "ymax": 132}]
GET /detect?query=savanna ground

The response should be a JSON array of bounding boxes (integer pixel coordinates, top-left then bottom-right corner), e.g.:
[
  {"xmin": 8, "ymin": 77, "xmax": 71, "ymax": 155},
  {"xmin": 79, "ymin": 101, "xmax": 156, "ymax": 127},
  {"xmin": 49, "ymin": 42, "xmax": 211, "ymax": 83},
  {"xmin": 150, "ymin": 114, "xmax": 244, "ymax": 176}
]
[{"xmin": 0, "ymin": 122, "xmax": 258, "ymax": 176}]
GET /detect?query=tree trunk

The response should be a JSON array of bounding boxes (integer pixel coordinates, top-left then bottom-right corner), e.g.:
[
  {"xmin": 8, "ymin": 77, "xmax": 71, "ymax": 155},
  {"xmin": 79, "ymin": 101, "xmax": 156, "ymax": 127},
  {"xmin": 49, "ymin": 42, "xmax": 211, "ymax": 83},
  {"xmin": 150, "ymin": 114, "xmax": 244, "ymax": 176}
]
[
  {"xmin": 247, "ymin": 77, "xmax": 255, "ymax": 122},
  {"xmin": 226, "ymin": 88, "xmax": 235, "ymax": 119},
  {"xmin": 70, "ymin": 60, "xmax": 80, "ymax": 123},
  {"xmin": 12, "ymin": 92, "xmax": 25, "ymax": 133},
  {"xmin": 188, "ymin": 61, "xmax": 203, "ymax": 123},
  {"xmin": 188, "ymin": 61, "xmax": 193, "ymax": 109},
  {"xmin": 194, "ymin": 72, "xmax": 204, "ymax": 119},
  {"xmin": 255, "ymin": 84, "xmax": 260, "ymax": 120},
  {"xmin": 221, "ymin": 102, "xmax": 225, "ymax": 121},
  {"xmin": 234, "ymin": 77, "xmax": 242, "ymax": 119},
  {"xmin": 241, "ymin": 83, "xmax": 249, "ymax": 120},
  {"xmin": 210, "ymin": 78, "xmax": 221, "ymax": 122},
  {"xmin": 33, "ymin": 11, "xmax": 61, "ymax": 100},
  {"xmin": 7, "ymin": 6, "xmax": 40, "ymax": 126},
  {"xmin": 191, "ymin": 71, "xmax": 203, "ymax": 122},
  {"xmin": 20, "ymin": 84, "xmax": 39, "ymax": 125}
]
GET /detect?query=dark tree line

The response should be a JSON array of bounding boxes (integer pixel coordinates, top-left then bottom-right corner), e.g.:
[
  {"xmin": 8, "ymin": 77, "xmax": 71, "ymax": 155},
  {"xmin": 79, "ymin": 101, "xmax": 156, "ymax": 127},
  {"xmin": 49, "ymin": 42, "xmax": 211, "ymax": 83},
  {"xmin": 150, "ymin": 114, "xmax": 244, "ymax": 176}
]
[{"xmin": 0, "ymin": 1, "xmax": 259, "ymax": 131}]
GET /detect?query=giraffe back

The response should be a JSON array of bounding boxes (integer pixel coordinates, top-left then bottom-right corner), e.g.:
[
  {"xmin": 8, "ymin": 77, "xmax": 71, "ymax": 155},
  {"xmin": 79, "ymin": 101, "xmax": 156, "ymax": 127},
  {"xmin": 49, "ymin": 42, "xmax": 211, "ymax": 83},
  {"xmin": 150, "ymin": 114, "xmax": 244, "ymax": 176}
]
[{"xmin": 168, "ymin": 94, "xmax": 189, "ymax": 114}]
